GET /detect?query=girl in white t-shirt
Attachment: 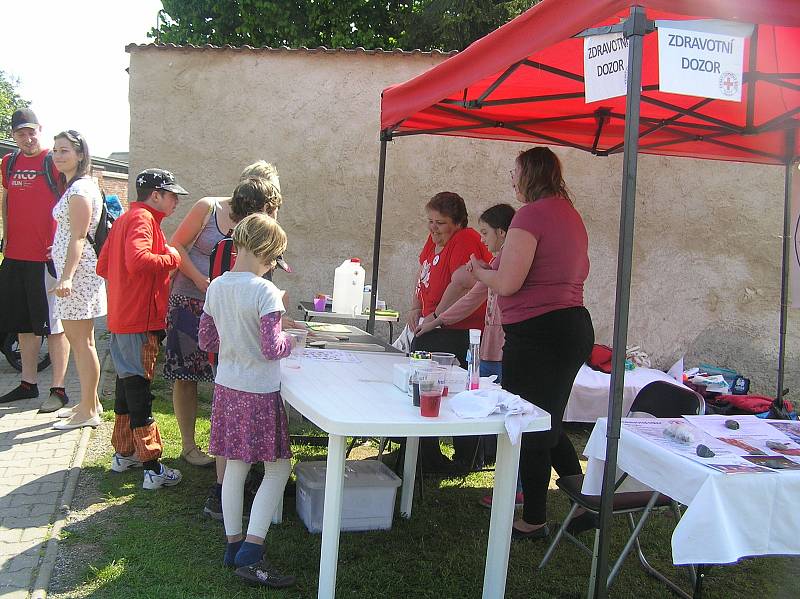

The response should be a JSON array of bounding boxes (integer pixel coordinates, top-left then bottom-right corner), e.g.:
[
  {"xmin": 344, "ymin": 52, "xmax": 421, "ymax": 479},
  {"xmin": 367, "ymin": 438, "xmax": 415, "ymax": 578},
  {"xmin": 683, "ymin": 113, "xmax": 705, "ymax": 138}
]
[{"xmin": 198, "ymin": 213, "xmax": 295, "ymax": 589}]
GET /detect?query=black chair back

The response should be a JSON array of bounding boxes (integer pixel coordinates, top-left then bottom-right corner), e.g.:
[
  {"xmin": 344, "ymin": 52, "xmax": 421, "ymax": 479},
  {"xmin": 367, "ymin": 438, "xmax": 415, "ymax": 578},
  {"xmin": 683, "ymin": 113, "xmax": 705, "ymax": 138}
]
[{"xmin": 628, "ymin": 381, "xmax": 705, "ymax": 418}]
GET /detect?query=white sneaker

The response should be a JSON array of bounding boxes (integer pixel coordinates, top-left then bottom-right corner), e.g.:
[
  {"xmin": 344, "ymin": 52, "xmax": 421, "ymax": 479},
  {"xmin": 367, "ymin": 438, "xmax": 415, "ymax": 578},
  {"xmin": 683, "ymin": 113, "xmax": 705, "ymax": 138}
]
[
  {"xmin": 57, "ymin": 403, "xmax": 103, "ymax": 418},
  {"xmin": 143, "ymin": 464, "xmax": 183, "ymax": 490},
  {"xmin": 111, "ymin": 452, "xmax": 143, "ymax": 472}
]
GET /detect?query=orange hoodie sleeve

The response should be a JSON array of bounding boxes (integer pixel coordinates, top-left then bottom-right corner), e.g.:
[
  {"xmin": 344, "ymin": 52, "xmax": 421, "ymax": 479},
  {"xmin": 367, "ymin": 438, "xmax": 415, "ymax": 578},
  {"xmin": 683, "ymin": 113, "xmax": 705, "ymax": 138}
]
[{"xmin": 124, "ymin": 213, "xmax": 180, "ymax": 274}]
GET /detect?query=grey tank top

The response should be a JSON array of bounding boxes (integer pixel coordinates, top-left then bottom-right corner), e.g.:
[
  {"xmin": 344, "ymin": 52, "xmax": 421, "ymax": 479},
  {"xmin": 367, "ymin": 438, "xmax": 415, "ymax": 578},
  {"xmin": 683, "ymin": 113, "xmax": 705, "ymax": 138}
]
[{"xmin": 171, "ymin": 201, "xmax": 227, "ymax": 300}]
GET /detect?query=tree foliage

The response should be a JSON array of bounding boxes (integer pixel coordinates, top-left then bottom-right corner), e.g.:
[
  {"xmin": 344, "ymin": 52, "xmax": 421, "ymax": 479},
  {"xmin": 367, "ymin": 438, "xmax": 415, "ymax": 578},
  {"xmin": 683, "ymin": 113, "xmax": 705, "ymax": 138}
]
[
  {"xmin": 0, "ymin": 71, "xmax": 31, "ymax": 140},
  {"xmin": 151, "ymin": 0, "xmax": 541, "ymax": 52}
]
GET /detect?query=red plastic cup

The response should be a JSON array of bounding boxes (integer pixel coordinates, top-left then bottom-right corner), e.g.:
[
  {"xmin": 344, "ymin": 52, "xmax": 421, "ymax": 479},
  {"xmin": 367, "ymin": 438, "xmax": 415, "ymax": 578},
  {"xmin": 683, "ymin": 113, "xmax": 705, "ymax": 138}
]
[{"xmin": 420, "ymin": 391, "xmax": 442, "ymax": 417}]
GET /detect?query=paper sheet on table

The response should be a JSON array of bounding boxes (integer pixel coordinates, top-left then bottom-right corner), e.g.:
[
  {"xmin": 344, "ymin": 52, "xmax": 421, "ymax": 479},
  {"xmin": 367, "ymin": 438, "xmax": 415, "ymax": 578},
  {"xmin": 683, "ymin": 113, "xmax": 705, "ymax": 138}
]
[
  {"xmin": 301, "ymin": 349, "xmax": 361, "ymax": 363},
  {"xmin": 768, "ymin": 421, "xmax": 800, "ymax": 445},
  {"xmin": 622, "ymin": 418, "xmax": 770, "ymax": 474},
  {"xmin": 667, "ymin": 356, "xmax": 684, "ymax": 382},
  {"xmin": 683, "ymin": 415, "xmax": 800, "ymax": 459}
]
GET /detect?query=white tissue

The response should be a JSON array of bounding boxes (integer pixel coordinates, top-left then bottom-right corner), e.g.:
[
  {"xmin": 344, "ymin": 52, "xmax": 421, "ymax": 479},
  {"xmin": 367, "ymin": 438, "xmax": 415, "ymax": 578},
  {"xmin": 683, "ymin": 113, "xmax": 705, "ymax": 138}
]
[{"xmin": 448, "ymin": 388, "xmax": 537, "ymax": 445}]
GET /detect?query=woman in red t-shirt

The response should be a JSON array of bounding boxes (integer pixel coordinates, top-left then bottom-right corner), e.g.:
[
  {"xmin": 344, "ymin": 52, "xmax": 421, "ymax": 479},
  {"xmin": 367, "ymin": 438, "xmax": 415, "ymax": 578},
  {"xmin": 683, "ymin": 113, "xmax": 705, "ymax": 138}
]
[
  {"xmin": 469, "ymin": 147, "xmax": 595, "ymax": 540},
  {"xmin": 408, "ymin": 191, "xmax": 492, "ymax": 471}
]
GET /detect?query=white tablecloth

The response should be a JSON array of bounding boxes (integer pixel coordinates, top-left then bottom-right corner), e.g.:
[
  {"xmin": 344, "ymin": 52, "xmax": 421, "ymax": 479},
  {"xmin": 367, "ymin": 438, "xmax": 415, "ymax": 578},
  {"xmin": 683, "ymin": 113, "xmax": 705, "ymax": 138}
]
[
  {"xmin": 582, "ymin": 418, "xmax": 800, "ymax": 565},
  {"xmin": 564, "ymin": 364, "xmax": 682, "ymax": 423}
]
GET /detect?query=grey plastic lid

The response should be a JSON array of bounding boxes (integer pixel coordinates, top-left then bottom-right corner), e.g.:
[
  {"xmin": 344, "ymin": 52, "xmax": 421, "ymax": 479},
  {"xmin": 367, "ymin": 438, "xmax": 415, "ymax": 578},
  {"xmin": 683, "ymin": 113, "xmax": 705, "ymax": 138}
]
[{"xmin": 295, "ymin": 459, "xmax": 402, "ymax": 490}]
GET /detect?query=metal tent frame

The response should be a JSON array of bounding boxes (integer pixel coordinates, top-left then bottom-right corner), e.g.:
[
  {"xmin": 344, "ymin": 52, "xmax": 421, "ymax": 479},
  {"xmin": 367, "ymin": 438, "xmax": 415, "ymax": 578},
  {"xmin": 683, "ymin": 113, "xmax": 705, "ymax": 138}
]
[{"xmin": 368, "ymin": 3, "xmax": 799, "ymax": 597}]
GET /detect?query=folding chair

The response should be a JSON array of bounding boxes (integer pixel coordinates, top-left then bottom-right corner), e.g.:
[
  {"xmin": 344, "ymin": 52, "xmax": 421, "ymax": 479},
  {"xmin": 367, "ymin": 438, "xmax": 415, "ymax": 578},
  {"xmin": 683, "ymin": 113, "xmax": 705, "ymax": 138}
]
[{"xmin": 539, "ymin": 381, "xmax": 705, "ymax": 598}]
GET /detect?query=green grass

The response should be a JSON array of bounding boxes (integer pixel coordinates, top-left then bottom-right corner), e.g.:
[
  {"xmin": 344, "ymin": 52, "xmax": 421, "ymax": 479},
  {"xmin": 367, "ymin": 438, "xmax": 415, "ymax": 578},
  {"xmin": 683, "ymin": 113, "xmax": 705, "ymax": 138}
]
[{"xmin": 56, "ymin": 374, "xmax": 800, "ymax": 599}]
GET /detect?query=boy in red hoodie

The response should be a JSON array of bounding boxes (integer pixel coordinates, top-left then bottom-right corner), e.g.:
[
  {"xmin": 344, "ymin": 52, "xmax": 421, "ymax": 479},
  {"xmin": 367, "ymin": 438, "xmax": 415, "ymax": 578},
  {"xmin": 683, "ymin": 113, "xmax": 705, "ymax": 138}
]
[{"xmin": 97, "ymin": 169, "xmax": 187, "ymax": 489}]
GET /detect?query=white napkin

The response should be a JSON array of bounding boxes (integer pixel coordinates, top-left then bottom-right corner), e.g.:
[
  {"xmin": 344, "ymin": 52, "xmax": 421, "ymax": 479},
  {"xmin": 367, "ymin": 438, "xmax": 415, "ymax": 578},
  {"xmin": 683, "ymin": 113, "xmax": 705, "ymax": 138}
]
[
  {"xmin": 390, "ymin": 324, "xmax": 415, "ymax": 352},
  {"xmin": 448, "ymin": 388, "xmax": 537, "ymax": 445}
]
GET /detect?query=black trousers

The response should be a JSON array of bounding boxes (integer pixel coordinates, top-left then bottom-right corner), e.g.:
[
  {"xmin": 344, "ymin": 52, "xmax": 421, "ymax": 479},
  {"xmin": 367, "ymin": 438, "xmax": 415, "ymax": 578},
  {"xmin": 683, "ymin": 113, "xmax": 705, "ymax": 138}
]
[
  {"xmin": 411, "ymin": 327, "xmax": 483, "ymax": 468},
  {"xmin": 502, "ymin": 307, "xmax": 594, "ymax": 524}
]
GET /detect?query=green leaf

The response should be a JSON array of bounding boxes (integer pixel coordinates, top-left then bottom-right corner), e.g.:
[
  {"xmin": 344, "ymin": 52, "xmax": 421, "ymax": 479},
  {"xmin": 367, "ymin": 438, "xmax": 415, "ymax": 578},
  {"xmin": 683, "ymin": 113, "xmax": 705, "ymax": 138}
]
[
  {"xmin": 149, "ymin": 0, "xmax": 542, "ymax": 52},
  {"xmin": 0, "ymin": 70, "xmax": 31, "ymax": 139}
]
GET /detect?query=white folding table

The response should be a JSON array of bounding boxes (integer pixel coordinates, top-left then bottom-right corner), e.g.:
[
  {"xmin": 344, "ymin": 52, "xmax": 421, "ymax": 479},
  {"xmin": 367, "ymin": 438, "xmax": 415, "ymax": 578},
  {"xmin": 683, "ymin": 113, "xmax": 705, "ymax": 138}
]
[
  {"xmin": 297, "ymin": 301, "xmax": 399, "ymax": 340},
  {"xmin": 582, "ymin": 417, "xmax": 800, "ymax": 565},
  {"xmin": 280, "ymin": 352, "xmax": 551, "ymax": 599}
]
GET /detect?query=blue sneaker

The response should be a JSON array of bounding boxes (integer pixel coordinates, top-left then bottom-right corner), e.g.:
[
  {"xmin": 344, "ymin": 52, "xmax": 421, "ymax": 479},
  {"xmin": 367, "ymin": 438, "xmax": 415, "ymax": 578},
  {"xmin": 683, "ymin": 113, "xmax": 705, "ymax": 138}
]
[{"xmin": 142, "ymin": 464, "xmax": 182, "ymax": 490}]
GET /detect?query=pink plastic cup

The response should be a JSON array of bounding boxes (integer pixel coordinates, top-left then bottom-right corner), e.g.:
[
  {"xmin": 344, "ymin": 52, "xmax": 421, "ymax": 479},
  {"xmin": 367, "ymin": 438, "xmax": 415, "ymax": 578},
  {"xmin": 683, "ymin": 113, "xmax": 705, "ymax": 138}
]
[{"xmin": 419, "ymin": 370, "xmax": 445, "ymax": 417}]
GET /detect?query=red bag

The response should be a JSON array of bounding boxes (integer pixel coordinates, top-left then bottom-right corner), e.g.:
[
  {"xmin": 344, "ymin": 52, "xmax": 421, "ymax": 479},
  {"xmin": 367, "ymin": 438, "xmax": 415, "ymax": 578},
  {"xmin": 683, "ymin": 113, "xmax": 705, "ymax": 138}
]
[
  {"xmin": 715, "ymin": 394, "xmax": 794, "ymax": 414},
  {"xmin": 587, "ymin": 344, "xmax": 613, "ymax": 374}
]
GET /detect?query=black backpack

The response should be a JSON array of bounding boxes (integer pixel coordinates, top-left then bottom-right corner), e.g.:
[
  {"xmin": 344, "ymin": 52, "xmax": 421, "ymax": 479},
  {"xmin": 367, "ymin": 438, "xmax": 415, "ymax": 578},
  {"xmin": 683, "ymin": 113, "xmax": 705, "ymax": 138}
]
[
  {"xmin": 3, "ymin": 150, "xmax": 59, "ymax": 197},
  {"xmin": 86, "ymin": 190, "xmax": 115, "ymax": 257},
  {"xmin": 208, "ymin": 236, "xmax": 237, "ymax": 281}
]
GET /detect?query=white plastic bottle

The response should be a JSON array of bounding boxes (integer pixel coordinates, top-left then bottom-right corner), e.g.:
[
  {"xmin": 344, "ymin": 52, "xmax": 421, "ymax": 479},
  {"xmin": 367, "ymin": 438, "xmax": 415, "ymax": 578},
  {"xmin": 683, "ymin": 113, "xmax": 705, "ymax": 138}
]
[
  {"xmin": 466, "ymin": 328, "xmax": 481, "ymax": 390},
  {"xmin": 332, "ymin": 258, "xmax": 366, "ymax": 315}
]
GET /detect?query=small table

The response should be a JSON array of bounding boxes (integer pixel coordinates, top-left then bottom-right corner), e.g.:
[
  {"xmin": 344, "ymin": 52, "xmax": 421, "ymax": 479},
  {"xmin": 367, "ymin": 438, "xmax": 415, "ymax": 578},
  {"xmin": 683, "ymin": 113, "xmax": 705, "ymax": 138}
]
[
  {"xmin": 299, "ymin": 322, "xmax": 401, "ymax": 354},
  {"xmin": 280, "ymin": 352, "xmax": 551, "ymax": 598},
  {"xmin": 564, "ymin": 364, "xmax": 683, "ymax": 423},
  {"xmin": 298, "ymin": 301, "xmax": 399, "ymax": 340},
  {"xmin": 582, "ymin": 417, "xmax": 800, "ymax": 565}
]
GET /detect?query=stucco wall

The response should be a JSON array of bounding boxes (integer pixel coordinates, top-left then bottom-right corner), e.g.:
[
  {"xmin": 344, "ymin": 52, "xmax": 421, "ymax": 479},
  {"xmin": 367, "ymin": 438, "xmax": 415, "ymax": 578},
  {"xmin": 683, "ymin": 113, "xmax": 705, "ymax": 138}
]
[{"xmin": 127, "ymin": 45, "xmax": 799, "ymax": 400}]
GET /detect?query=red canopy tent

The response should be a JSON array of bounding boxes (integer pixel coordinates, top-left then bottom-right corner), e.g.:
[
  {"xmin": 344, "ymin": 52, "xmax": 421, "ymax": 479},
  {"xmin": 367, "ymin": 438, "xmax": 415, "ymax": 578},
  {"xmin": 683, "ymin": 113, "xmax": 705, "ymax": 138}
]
[
  {"xmin": 369, "ymin": 1, "xmax": 800, "ymax": 597},
  {"xmin": 381, "ymin": 0, "xmax": 799, "ymax": 164}
]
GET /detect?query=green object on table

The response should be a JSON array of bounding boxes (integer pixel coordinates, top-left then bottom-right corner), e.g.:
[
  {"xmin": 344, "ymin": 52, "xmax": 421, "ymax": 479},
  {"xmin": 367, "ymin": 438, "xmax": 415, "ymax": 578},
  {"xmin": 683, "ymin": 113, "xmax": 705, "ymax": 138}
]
[{"xmin": 363, "ymin": 309, "xmax": 400, "ymax": 318}]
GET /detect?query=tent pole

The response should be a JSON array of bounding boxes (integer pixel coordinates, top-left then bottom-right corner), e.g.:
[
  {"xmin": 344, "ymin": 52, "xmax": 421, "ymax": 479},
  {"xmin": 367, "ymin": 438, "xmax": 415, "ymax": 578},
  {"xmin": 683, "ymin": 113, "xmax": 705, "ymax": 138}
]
[
  {"xmin": 368, "ymin": 136, "xmax": 389, "ymax": 335},
  {"xmin": 772, "ymin": 128, "xmax": 796, "ymax": 416},
  {"xmin": 591, "ymin": 7, "xmax": 649, "ymax": 599}
]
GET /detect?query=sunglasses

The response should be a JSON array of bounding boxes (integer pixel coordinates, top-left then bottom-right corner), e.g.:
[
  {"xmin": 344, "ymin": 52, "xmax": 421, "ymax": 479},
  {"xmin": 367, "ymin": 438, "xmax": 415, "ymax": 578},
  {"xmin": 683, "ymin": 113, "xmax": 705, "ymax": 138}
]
[{"xmin": 64, "ymin": 130, "xmax": 85, "ymax": 148}]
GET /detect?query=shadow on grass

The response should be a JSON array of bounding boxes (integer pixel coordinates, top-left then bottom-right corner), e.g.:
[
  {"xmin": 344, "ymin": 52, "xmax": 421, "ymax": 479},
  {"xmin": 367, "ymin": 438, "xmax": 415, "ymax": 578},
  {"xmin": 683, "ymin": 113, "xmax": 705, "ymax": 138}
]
[
  {"xmin": 44, "ymin": 388, "xmax": 800, "ymax": 599},
  {"xmin": 48, "ymin": 451, "xmax": 800, "ymax": 599}
]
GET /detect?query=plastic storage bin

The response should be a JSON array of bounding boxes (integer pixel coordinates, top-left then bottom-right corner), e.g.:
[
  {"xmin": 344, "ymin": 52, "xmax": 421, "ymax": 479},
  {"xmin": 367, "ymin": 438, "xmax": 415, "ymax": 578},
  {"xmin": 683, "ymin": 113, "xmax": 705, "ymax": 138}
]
[{"xmin": 295, "ymin": 459, "xmax": 402, "ymax": 533}]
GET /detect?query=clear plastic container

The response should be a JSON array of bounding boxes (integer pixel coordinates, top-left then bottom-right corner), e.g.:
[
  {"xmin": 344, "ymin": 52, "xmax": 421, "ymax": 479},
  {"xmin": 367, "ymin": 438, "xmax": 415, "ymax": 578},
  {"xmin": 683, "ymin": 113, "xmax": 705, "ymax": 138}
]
[{"xmin": 294, "ymin": 460, "xmax": 402, "ymax": 533}]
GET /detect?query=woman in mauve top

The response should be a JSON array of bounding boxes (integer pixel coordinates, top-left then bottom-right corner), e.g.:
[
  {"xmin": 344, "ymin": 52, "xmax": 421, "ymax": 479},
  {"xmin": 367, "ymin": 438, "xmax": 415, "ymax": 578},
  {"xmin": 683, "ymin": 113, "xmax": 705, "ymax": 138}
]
[{"xmin": 469, "ymin": 147, "xmax": 594, "ymax": 540}]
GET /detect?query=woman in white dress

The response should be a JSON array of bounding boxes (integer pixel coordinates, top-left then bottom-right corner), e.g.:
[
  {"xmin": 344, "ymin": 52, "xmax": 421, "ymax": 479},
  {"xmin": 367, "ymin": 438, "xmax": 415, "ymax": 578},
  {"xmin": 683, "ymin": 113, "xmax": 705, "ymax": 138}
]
[{"xmin": 50, "ymin": 130, "xmax": 107, "ymax": 430}]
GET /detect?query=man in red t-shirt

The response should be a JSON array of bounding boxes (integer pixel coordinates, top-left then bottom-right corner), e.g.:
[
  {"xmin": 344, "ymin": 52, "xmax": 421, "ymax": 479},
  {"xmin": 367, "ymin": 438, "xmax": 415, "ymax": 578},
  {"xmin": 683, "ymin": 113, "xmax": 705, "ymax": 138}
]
[{"xmin": 0, "ymin": 109, "xmax": 70, "ymax": 411}]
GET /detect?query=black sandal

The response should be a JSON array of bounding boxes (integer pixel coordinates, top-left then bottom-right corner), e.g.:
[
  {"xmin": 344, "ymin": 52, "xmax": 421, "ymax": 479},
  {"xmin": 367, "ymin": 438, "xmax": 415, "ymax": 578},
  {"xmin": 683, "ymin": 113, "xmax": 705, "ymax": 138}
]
[
  {"xmin": 235, "ymin": 559, "xmax": 296, "ymax": 588},
  {"xmin": 511, "ymin": 523, "xmax": 549, "ymax": 540}
]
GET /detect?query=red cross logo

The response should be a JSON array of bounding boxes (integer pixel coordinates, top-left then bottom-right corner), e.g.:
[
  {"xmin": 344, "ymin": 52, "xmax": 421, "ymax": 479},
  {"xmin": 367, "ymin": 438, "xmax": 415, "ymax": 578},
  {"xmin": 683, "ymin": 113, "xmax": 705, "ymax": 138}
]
[
  {"xmin": 722, "ymin": 76, "xmax": 736, "ymax": 92},
  {"xmin": 718, "ymin": 72, "xmax": 739, "ymax": 97}
]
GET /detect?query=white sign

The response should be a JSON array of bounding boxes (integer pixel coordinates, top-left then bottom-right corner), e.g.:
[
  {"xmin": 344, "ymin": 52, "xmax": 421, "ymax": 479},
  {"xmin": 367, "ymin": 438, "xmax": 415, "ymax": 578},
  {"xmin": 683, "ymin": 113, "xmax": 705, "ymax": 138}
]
[
  {"xmin": 584, "ymin": 33, "xmax": 628, "ymax": 103},
  {"xmin": 658, "ymin": 25, "xmax": 745, "ymax": 102}
]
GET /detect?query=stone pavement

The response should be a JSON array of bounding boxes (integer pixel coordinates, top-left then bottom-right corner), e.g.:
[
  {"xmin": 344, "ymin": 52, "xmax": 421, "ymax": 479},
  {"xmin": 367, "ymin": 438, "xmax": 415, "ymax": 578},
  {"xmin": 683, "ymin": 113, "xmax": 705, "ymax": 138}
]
[{"xmin": 0, "ymin": 320, "xmax": 108, "ymax": 599}]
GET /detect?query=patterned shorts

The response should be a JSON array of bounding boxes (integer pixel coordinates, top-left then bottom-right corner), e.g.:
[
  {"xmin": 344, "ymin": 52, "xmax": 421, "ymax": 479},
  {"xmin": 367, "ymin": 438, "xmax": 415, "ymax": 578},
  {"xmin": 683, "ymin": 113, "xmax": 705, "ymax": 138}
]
[{"xmin": 163, "ymin": 294, "xmax": 214, "ymax": 382}]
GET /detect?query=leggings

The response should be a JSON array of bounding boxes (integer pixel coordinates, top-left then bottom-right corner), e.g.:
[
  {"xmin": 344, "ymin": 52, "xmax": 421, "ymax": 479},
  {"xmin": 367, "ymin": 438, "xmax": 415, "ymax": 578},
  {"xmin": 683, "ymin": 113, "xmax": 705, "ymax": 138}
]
[
  {"xmin": 222, "ymin": 458, "xmax": 291, "ymax": 539},
  {"xmin": 502, "ymin": 306, "xmax": 594, "ymax": 524}
]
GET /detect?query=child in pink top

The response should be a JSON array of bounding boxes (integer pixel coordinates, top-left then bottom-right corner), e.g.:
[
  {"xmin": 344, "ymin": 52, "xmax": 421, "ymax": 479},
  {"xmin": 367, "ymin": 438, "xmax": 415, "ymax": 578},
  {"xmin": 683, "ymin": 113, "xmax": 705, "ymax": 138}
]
[
  {"xmin": 418, "ymin": 203, "xmax": 515, "ymax": 372},
  {"xmin": 198, "ymin": 213, "xmax": 296, "ymax": 589}
]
